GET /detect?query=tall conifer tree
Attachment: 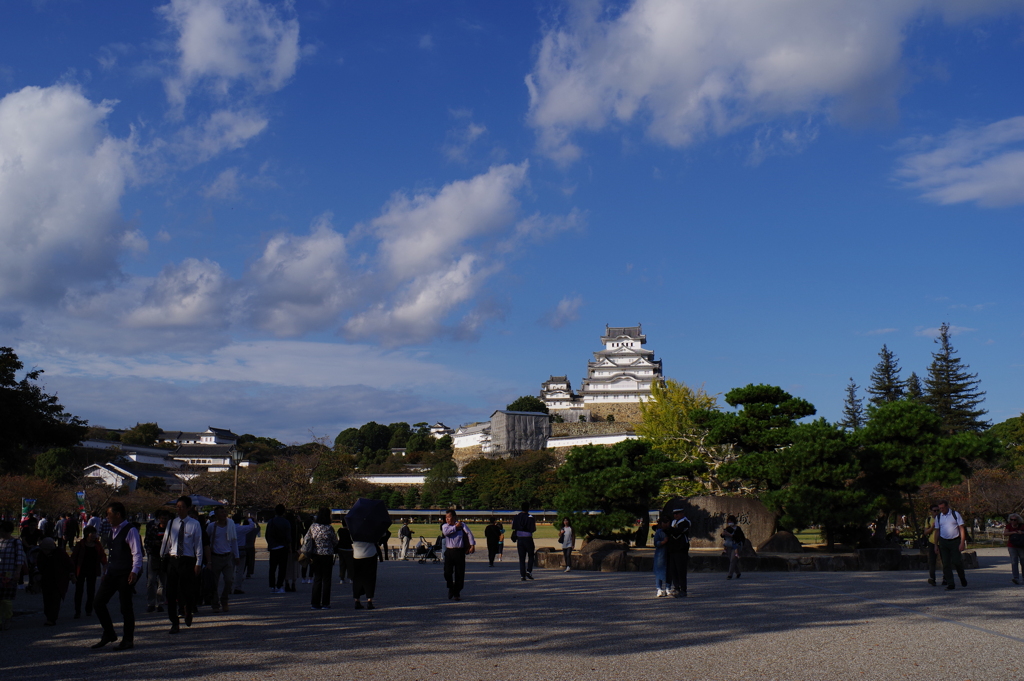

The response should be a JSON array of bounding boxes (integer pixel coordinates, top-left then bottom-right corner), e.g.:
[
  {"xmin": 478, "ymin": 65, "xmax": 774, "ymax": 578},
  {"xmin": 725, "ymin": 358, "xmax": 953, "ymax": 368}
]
[
  {"xmin": 839, "ymin": 378, "xmax": 865, "ymax": 432},
  {"xmin": 923, "ymin": 323, "xmax": 988, "ymax": 434},
  {"xmin": 866, "ymin": 344, "xmax": 904, "ymax": 406},
  {"xmin": 905, "ymin": 372, "xmax": 923, "ymax": 402}
]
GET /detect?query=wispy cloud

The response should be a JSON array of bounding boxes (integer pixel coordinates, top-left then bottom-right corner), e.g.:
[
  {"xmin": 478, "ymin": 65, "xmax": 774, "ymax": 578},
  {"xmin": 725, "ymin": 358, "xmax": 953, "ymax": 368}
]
[
  {"xmin": 863, "ymin": 327, "xmax": 898, "ymax": 336},
  {"xmin": 540, "ymin": 295, "xmax": 583, "ymax": 329},
  {"xmin": 915, "ymin": 325, "xmax": 976, "ymax": 338},
  {"xmin": 896, "ymin": 116, "xmax": 1024, "ymax": 207}
]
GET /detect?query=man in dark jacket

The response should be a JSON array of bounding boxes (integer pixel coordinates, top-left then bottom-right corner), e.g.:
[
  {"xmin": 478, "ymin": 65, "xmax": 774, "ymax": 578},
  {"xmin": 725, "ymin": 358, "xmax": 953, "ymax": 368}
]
[
  {"xmin": 666, "ymin": 509, "xmax": 691, "ymax": 598},
  {"xmin": 265, "ymin": 505, "xmax": 291, "ymax": 593},
  {"xmin": 484, "ymin": 520, "xmax": 502, "ymax": 567},
  {"xmin": 511, "ymin": 503, "xmax": 537, "ymax": 581}
]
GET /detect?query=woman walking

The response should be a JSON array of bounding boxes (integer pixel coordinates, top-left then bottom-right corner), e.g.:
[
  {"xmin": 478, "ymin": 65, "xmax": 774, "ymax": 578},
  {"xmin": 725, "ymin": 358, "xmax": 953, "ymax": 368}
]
[
  {"xmin": 304, "ymin": 509, "xmax": 338, "ymax": 609},
  {"xmin": 351, "ymin": 536, "xmax": 379, "ymax": 610},
  {"xmin": 1004, "ymin": 513, "xmax": 1024, "ymax": 584},
  {"xmin": 70, "ymin": 525, "xmax": 107, "ymax": 618},
  {"xmin": 558, "ymin": 518, "xmax": 574, "ymax": 572}
]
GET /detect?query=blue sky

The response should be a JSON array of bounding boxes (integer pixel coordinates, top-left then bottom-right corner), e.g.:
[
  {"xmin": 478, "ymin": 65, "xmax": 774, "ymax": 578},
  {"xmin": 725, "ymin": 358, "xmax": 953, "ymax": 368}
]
[{"xmin": 1, "ymin": 1, "xmax": 1022, "ymax": 443}]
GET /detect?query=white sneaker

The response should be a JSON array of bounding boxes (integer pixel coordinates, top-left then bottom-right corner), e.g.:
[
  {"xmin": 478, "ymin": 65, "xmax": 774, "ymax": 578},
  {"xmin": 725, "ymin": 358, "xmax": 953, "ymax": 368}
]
[{"xmin": 656, "ymin": 589, "xmax": 664, "ymax": 597}]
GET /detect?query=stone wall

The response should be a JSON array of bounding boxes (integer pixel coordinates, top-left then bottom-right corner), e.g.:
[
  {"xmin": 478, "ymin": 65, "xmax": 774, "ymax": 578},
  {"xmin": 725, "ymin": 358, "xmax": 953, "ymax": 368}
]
[
  {"xmin": 452, "ymin": 445, "xmax": 482, "ymax": 469},
  {"xmin": 550, "ymin": 422, "xmax": 635, "ymax": 437},
  {"xmin": 583, "ymin": 402, "xmax": 644, "ymax": 423},
  {"xmin": 667, "ymin": 496, "xmax": 777, "ymax": 549}
]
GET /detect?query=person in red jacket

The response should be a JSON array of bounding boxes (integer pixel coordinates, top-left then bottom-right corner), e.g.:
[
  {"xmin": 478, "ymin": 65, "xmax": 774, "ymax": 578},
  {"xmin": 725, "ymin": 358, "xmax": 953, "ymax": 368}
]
[{"xmin": 70, "ymin": 526, "xmax": 107, "ymax": 618}]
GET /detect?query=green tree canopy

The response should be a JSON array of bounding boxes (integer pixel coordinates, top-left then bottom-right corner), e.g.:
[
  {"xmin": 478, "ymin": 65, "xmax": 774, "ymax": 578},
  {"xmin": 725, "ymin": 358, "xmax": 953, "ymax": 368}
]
[
  {"xmin": 866, "ymin": 344, "xmax": 904, "ymax": 406},
  {"xmin": 905, "ymin": 372, "xmax": 924, "ymax": 402},
  {"xmin": 0, "ymin": 347, "xmax": 87, "ymax": 473},
  {"xmin": 121, "ymin": 422, "xmax": 161, "ymax": 447},
  {"xmin": 555, "ymin": 440, "xmax": 694, "ymax": 540},
  {"xmin": 423, "ymin": 458, "xmax": 459, "ymax": 500},
  {"xmin": 696, "ymin": 384, "xmax": 816, "ymax": 491},
  {"xmin": 505, "ymin": 395, "xmax": 548, "ymax": 414},
  {"xmin": 34, "ymin": 447, "xmax": 76, "ymax": 485},
  {"xmin": 923, "ymin": 323, "xmax": 988, "ymax": 434},
  {"xmin": 636, "ymin": 379, "xmax": 721, "ymax": 495},
  {"xmin": 989, "ymin": 414, "xmax": 1024, "ymax": 470},
  {"xmin": 743, "ymin": 419, "xmax": 870, "ymax": 550},
  {"xmin": 857, "ymin": 400, "xmax": 999, "ymax": 512}
]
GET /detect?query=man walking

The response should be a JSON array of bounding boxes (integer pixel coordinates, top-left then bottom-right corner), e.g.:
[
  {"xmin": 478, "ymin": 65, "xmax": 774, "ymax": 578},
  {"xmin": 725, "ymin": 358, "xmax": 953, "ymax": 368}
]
[
  {"xmin": 160, "ymin": 496, "xmax": 203, "ymax": 633},
  {"xmin": 233, "ymin": 513, "xmax": 254, "ymax": 593},
  {"xmin": 511, "ymin": 503, "xmax": 536, "ymax": 581},
  {"xmin": 265, "ymin": 504, "xmax": 291, "ymax": 594},
  {"xmin": 484, "ymin": 519, "xmax": 501, "ymax": 567},
  {"xmin": 666, "ymin": 508, "xmax": 691, "ymax": 598},
  {"xmin": 90, "ymin": 502, "xmax": 143, "ymax": 650},
  {"xmin": 399, "ymin": 520, "xmax": 413, "ymax": 561},
  {"xmin": 933, "ymin": 500, "xmax": 968, "ymax": 591},
  {"xmin": 441, "ymin": 509, "xmax": 475, "ymax": 601},
  {"xmin": 144, "ymin": 511, "xmax": 169, "ymax": 613},
  {"xmin": 206, "ymin": 506, "xmax": 239, "ymax": 612}
]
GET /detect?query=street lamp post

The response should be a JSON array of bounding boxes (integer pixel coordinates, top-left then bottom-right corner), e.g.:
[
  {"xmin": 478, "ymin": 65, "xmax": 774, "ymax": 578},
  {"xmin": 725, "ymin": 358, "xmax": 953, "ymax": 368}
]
[{"xmin": 232, "ymin": 449, "xmax": 243, "ymax": 508}]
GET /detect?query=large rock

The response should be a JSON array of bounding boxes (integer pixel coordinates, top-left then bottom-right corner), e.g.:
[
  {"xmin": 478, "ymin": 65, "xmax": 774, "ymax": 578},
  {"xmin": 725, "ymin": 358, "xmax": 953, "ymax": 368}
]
[
  {"xmin": 757, "ymin": 531, "xmax": 803, "ymax": 553},
  {"xmin": 575, "ymin": 539, "xmax": 629, "ymax": 571},
  {"xmin": 664, "ymin": 496, "xmax": 776, "ymax": 549}
]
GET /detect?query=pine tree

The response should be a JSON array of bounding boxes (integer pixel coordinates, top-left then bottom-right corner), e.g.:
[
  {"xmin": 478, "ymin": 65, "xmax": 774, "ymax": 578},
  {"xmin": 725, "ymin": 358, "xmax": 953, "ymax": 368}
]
[
  {"xmin": 923, "ymin": 323, "xmax": 988, "ymax": 434},
  {"xmin": 905, "ymin": 372, "xmax": 923, "ymax": 402},
  {"xmin": 866, "ymin": 344, "xmax": 904, "ymax": 406},
  {"xmin": 839, "ymin": 378, "xmax": 865, "ymax": 432}
]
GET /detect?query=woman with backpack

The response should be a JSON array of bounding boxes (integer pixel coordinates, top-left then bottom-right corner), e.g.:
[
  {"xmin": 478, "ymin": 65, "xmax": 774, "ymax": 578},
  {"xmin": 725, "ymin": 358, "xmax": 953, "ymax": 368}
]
[
  {"xmin": 303, "ymin": 508, "xmax": 338, "ymax": 610},
  {"xmin": 1004, "ymin": 513, "xmax": 1024, "ymax": 585}
]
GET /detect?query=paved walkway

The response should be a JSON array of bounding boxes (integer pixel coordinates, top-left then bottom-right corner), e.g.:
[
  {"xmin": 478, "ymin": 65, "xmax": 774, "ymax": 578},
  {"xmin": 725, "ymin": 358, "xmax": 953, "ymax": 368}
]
[{"xmin": 0, "ymin": 549, "xmax": 1020, "ymax": 680}]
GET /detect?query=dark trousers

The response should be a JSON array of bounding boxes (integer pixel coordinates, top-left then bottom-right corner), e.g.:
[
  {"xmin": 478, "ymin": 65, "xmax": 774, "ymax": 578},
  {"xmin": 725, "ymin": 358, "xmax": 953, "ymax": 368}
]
[
  {"xmin": 74, "ymin": 573, "xmax": 97, "ymax": 615},
  {"xmin": 42, "ymin": 585, "xmax": 62, "ymax": 623},
  {"xmin": 926, "ymin": 544, "xmax": 938, "ymax": 581},
  {"xmin": 444, "ymin": 547, "xmax": 467, "ymax": 596},
  {"xmin": 95, "ymin": 572, "xmax": 135, "ymax": 642},
  {"xmin": 517, "ymin": 537, "xmax": 535, "ymax": 577},
  {"xmin": 245, "ymin": 543, "xmax": 256, "ymax": 577},
  {"xmin": 939, "ymin": 537, "xmax": 966, "ymax": 586},
  {"xmin": 562, "ymin": 548, "xmax": 573, "ymax": 569},
  {"xmin": 166, "ymin": 556, "xmax": 196, "ymax": 624},
  {"xmin": 487, "ymin": 545, "xmax": 498, "ymax": 566},
  {"xmin": 311, "ymin": 555, "xmax": 334, "ymax": 607},
  {"xmin": 337, "ymin": 550, "xmax": 354, "ymax": 582},
  {"xmin": 269, "ymin": 548, "xmax": 288, "ymax": 589},
  {"xmin": 668, "ymin": 550, "xmax": 689, "ymax": 594},
  {"xmin": 352, "ymin": 557, "xmax": 377, "ymax": 600}
]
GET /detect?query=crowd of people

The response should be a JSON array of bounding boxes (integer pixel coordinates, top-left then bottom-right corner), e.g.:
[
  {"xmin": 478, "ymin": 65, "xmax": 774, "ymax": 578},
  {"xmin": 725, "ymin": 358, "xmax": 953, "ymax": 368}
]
[{"xmin": 3, "ymin": 496, "xmax": 1014, "ymax": 649}]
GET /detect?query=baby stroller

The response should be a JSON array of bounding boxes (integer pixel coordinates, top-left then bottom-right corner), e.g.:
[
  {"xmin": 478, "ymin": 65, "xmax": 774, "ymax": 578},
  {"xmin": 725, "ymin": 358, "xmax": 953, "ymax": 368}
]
[{"xmin": 418, "ymin": 536, "xmax": 442, "ymax": 564}]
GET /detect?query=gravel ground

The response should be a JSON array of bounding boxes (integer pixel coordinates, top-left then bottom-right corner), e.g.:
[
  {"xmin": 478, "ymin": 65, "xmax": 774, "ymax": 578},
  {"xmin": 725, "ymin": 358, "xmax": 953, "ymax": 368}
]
[{"xmin": 1, "ymin": 548, "xmax": 1021, "ymax": 681}]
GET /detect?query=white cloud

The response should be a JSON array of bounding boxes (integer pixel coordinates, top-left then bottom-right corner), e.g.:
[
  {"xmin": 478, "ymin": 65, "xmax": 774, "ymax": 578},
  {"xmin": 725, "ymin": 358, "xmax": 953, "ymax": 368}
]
[
  {"xmin": 202, "ymin": 167, "xmax": 241, "ymax": 199},
  {"xmin": 525, "ymin": 0, "xmax": 1019, "ymax": 162},
  {"xmin": 125, "ymin": 258, "xmax": 230, "ymax": 328},
  {"xmin": 541, "ymin": 295, "xmax": 583, "ymax": 329},
  {"xmin": 896, "ymin": 116, "xmax": 1024, "ymax": 206},
  {"xmin": 160, "ymin": 0, "xmax": 301, "ymax": 109},
  {"xmin": 180, "ymin": 108, "xmax": 268, "ymax": 162},
  {"xmin": 244, "ymin": 214, "xmax": 352, "ymax": 336},
  {"xmin": 863, "ymin": 327, "xmax": 899, "ymax": 336},
  {"xmin": 372, "ymin": 162, "xmax": 528, "ymax": 279},
  {"xmin": 0, "ymin": 84, "xmax": 135, "ymax": 305},
  {"xmin": 345, "ymin": 254, "xmax": 491, "ymax": 343},
  {"xmin": 419, "ymin": 34, "xmax": 434, "ymax": 50},
  {"xmin": 443, "ymin": 112, "xmax": 487, "ymax": 162},
  {"xmin": 916, "ymin": 325, "xmax": 976, "ymax": 338}
]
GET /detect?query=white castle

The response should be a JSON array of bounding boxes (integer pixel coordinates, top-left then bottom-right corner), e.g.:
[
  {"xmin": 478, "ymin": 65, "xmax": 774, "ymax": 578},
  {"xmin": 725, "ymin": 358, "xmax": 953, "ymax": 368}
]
[{"xmin": 540, "ymin": 324, "xmax": 664, "ymax": 422}]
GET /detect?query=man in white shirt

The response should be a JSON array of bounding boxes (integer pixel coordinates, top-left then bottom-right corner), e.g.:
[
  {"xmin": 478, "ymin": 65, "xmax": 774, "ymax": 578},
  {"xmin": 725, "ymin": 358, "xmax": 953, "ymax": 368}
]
[
  {"xmin": 160, "ymin": 495, "xmax": 204, "ymax": 633},
  {"xmin": 206, "ymin": 506, "xmax": 239, "ymax": 612},
  {"xmin": 441, "ymin": 509, "xmax": 476, "ymax": 601},
  {"xmin": 932, "ymin": 500, "xmax": 968, "ymax": 591}
]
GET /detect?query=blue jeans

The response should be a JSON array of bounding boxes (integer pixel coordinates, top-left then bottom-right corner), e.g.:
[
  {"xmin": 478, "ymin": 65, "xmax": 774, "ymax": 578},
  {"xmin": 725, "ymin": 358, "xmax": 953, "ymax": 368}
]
[{"xmin": 1010, "ymin": 546, "xmax": 1023, "ymax": 580}]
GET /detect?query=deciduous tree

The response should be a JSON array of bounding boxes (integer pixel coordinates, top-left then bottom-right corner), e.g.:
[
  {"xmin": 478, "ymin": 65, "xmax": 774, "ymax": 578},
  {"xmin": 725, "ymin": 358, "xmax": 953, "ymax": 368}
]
[{"xmin": 506, "ymin": 395, "xmax": 548, "ymax": 414}]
